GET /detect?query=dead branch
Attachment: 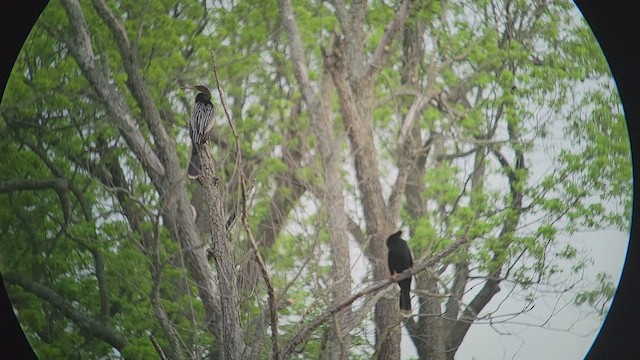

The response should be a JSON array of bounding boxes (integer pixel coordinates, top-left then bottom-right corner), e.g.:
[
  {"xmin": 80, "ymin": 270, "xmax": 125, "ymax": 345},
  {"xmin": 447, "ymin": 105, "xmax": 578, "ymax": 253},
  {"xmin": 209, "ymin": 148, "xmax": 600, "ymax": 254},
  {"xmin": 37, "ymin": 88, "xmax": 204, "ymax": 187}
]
[
  {"xmin": 59, "ymin": 0, "xmax": 165, "ymax": 178},
  {"xmin": 3, "ymin": 272, "xmax": 129, "ymax": 352},
  {"xmin": 211, "ymin": 53, "xmax": 281, "ymax": 359},
  {"xmin": 280, "ymin": 233, "xmax": 472, "ymax": 358}
]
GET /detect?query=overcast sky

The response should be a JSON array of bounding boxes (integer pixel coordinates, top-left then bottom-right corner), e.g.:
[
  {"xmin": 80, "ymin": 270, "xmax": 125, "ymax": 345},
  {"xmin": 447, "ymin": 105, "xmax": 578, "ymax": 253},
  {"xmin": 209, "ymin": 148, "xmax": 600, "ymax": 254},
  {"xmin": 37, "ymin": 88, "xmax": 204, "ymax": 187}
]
[{"xmin": 409, "ymin": 228, "xmax": 629, "ymax": 360}]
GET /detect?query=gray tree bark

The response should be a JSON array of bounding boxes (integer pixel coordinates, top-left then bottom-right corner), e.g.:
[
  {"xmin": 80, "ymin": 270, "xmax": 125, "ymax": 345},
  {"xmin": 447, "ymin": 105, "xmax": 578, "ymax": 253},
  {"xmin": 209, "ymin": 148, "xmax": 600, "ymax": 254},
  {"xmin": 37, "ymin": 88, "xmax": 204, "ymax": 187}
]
[
  {"xmin": 279, "ymin": 0, "xmax": 416, "ymax": 358},
  {"xmin": 199, "ymin": 148, "xmax": 247, "ymax": 359},
  {"xmin": 277, "ymin": 1, "xmax": 353, "ymax": 358},
  {"xmin": 58, "ymin": 0, "xmax": 249, "ymax": 356}
]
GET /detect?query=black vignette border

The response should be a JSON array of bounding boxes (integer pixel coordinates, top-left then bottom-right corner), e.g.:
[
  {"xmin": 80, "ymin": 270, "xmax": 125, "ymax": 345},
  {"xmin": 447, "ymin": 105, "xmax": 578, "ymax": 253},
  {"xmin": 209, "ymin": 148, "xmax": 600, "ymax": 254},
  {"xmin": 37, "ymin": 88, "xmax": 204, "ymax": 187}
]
[
  {"xmin": 574, "ymin": 1, "xmax": 640, "ymax": 359},
  {"xmin": 0, "ymin": 1, "xmax": 49, "ymax": 359}
]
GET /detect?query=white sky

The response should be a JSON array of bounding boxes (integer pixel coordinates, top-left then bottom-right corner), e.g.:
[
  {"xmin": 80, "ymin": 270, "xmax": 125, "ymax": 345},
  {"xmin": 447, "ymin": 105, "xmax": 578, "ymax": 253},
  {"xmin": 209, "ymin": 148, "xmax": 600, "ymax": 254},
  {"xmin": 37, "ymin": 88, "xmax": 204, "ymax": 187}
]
[{"xmin": 415, "ymin": 229, "xmax": 629, "ymax": 360}]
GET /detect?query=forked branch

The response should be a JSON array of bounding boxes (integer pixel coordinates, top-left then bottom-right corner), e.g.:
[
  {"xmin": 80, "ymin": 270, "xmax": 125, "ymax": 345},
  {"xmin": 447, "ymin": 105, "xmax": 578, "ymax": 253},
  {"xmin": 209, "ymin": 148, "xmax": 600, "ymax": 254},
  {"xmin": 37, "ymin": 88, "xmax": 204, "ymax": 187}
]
[{"xmin": 280, "ymin": 233, "xmax": 471, "ymax": 358}]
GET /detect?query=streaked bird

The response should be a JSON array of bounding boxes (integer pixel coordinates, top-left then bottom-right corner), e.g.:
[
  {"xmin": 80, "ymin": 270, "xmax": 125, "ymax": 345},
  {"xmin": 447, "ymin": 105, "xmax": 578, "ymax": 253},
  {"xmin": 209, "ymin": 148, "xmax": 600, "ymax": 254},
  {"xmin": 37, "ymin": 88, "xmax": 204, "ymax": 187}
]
[
  {"xmin": 187, "ymin": 85, "xmax": 215, "ymax": 179},
  {"xmin": 386, "ymin": 230, "xmax": 413, "ymax": 316}
]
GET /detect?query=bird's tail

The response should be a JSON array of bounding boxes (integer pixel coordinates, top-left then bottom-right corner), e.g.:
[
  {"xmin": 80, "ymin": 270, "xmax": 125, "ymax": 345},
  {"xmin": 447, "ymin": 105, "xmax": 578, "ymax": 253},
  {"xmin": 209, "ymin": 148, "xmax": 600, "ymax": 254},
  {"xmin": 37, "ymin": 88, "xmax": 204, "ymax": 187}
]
[
  {"xmin": 188, "ymin": 146, "xmax": 201, "ymax": 179},
  {"xmin": 399, "ymin": 278, "xmax": 411, "ymax": 313}
]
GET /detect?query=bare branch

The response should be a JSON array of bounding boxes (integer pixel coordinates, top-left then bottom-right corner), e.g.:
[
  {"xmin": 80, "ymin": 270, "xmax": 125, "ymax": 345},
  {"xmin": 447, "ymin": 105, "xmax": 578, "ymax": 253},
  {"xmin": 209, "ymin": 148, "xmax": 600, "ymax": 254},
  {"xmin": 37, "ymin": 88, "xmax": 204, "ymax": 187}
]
[
  {"xmin": 366, "ymin": 0, "xmax": 413, "ymax": 79},
  {"xmin": 277, "ymin": 0, "xmax": 320, "ymax": 110},
  {"xmin": 330, "ymin": 0, "xmax": 351, "ymax": 39},
  {"xmin": 446, "ymin": 138, "xmax": 527, "ymax": 352},
  {"xmin": 212, "ymin": 53, "xmax": 278, "ymax": 358},
  {"xmin": 278, "ymin": 3, "xmax": 354, "ymax": 357},
  {"xmin": 388, "ymin": 92, "xmax": 433, "ymax": 220},
  {"xmin": 148, "ymin": 333, "xmax": 169, "ymax": 360},
  {"xmin": 347, "ymin": 216, "xmax": 367, "ymax": 246},
  {"xmin": 0, "ymin": 178, "xmax": 71, "ymax": 223},
  {"xmin": 91, "ymin": 0, "xmax": 175, "ymax": 172},
  {"xmin": 340, "ymin": 287, "xmax": 394, "ymax": 333},
  {"xmin": 0, "ymin": 178, "xmax": 68, "ymax": 194},
  {"xmin": 281, "ymin": 233, "xmax": 472, "ymax": 358},
  {"xmin": 22, "ymin": 139, "xmax": 93, "ymax": 221},
  {"xmin": 4, "ymin": 272, "xmax": 129, "ymax": 352},
  {"xmin": 150, "ymin": 228, "xmax": 185, "ymax": 360},
  {"xmin": 58, "ymin": 0, "xmax": 165, "ymax": 177}
]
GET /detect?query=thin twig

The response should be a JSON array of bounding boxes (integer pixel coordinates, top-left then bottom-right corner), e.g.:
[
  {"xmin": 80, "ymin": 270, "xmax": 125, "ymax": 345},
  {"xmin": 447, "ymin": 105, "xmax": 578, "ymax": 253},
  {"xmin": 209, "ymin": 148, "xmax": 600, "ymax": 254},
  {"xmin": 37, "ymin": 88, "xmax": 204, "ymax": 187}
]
[
  {"xmin": 148, "ymin": 333, "xmax": 169, "ymax": 360},
  {"xmin": 211, "ymin": 52, "xmax": 281, "ymax": 360}
]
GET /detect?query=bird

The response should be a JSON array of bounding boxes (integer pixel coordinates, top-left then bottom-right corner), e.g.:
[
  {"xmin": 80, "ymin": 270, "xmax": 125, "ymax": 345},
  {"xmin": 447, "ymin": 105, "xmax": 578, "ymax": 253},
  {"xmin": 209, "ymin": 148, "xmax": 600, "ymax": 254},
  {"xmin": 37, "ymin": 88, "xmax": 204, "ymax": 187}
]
[
  {"xmin": 387, "ymin": 230, "xmax": 413, "ymax": 315},
  {"xmin": 187, "ymin": 85, "xmax": 215, "ymax": 179}
]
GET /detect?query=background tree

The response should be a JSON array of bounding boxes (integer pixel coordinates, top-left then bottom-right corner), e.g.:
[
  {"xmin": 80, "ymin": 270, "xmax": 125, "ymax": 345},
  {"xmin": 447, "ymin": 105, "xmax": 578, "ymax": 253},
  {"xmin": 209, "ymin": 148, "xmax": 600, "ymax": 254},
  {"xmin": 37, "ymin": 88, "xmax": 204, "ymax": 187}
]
[{"xmin": 0, "ymin": 0, "xmax": 631, "ymax": 359}]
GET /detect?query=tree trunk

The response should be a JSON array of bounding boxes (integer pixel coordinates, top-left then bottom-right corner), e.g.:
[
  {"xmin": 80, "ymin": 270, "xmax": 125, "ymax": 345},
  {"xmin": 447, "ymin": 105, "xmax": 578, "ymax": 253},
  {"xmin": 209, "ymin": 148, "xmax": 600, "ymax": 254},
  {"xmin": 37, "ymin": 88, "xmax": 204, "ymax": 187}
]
[
  {"xmin": 324, "ymin": 36, "xmax": 399, "ymax": 360},
  {"xmin": 59, "ymin": 0, "xmax": 246, "ymax": 354},
  {"xmin": 199, "ymin": 149, "xmax": 246, "ymax": 358},
  {"xmin": 407, "ymin": 271, "xmax": 447, "ymax": 360},
  {"xmin": 318, "ymin": 73, "xmax": 352, "ymax": 360},
  {"xmin": 277, "ymin": 1, "xmax": 353, "ymax": 357}
]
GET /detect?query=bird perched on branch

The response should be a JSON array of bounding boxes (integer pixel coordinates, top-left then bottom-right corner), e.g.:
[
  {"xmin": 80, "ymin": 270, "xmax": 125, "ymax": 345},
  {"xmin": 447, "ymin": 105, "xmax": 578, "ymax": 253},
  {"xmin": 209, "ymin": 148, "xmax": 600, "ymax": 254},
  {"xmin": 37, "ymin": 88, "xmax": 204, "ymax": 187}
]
[
  {"xmin": 187, "ymin": 85, "xmax": 215, "ymax": 179},
  {"xmin": 387, "ymin": 230, "xmax": 413, "ymax": 316}
]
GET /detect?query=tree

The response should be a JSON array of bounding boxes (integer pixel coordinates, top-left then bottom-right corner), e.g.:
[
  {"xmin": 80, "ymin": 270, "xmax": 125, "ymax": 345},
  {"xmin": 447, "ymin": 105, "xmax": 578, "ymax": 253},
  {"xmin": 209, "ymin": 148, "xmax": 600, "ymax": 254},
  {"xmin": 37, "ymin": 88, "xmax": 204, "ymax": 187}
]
[{"xmin": 0, "ymin": 0, "xmax": 630, "ymax": 359}]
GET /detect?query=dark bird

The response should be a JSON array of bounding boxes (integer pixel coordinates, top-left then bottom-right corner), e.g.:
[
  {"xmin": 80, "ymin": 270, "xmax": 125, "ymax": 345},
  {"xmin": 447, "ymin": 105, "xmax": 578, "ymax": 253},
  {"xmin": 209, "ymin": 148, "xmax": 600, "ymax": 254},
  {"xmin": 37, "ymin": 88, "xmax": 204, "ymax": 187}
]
[
  {"xmin": 187, "ymin": 85, "xmax": 215, "ymax": 179},
  {"xmin": 387, "ymin": 230, "xmax": 413, "ymax": 315}
]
